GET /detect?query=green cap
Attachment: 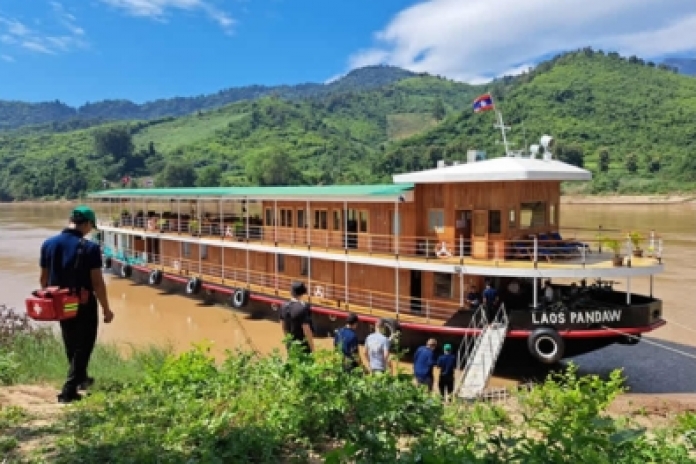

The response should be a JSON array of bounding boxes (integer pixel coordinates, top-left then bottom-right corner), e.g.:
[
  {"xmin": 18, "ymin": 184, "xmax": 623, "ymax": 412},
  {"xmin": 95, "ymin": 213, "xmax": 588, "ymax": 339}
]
[
  {"xmin": 72, "ymin": 205, "xmax": 98, "ymax": 229},
  {"xmin": 443, "ymin": 343, "xmax": 452, "ymax": 352}
]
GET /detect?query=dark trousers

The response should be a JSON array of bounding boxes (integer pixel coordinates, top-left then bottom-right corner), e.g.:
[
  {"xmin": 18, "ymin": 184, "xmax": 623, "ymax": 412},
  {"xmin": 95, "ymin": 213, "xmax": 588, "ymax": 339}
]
[
  {"xmin": 438, "ymin": 375, "xmax": 454, "ymax": 398},
  {"xmin": 416, "ymin": 376, "xmax": 433, "ymax": 391},
  {"xmin": 59, "ymin": 302, "xmax": 98, "ymax": 393}
]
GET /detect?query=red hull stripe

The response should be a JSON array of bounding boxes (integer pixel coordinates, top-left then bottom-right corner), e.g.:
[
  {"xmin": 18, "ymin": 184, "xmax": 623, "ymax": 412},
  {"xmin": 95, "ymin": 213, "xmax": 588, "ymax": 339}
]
[{"xmin": 126, "ymin": 262, "xmax": 665, "ymax": 339}]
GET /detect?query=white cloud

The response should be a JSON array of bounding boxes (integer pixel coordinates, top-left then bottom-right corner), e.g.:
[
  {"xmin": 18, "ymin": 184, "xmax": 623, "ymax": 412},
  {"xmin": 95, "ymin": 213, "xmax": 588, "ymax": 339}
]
[
  {"xmin": 1, "ymin": 54, "xmax": 14, "ymax": 62},
  {"xmin": 346, "ymin": 0, "xmax": 696, "ymax": 82},
  {"xmin": 101, "ymin": 0, "xmax": 236, "ymax": 33},
  {"xmin": 0, "ymin": 3, "xmax": 87, "ymax": 58}
]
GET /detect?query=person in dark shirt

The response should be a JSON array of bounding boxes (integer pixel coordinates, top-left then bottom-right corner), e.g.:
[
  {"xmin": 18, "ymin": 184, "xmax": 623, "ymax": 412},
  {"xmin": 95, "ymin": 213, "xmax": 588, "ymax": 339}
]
[
  {"xmin": 334, "ymin": 312, "xmax": 361, "ymax": 373},
  {"xmin": 436, "ymin": 343, "xmax": 457, "ymax": 401},
  {"xmin": 39, "ymin": 206, "xmax": 114, "ymax": 403},
  {"xmin": 482, "ymin": 280, "xmax": 499, "ymax": 324},
  {"xmin": 279, "ymin": 281, "xmax": 315, "ymax": 356},
  {"xmin": 465, "ymin": 284, "xmax": 481, "ymax": 310},
  {"xmin": 413, "ymin": 338, "xmax": 437, "ymax": 391}
]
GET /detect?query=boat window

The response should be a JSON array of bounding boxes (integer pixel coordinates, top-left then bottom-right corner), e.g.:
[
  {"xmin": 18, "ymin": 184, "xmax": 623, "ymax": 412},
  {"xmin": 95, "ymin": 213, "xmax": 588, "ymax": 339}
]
[
  {"xmin": 520, "ymin": 202, "xmax": 547, "ymax": 228},
  {"xmin": 300, "ymin": 257, "xmax": 308, "ymax": 276},
  {"xmin": 297, "ymin": 209, "xmax": 306, "ymax": 228},
  {"xmin": 280, "ymin": 209, "xmax": 293, "ymax": 227},
  {"xmin": 333, "ymin": 210, "xmax": 342, "ymax": 230},
  {"xmin": 488, "ymin": 211, "xmax": 501, "ymax": 234},
  {"xmin": 182, "ymin": 242, "xmax": 191, "ymax": 258},
  {"xmin": 359, "ymin": 210, "xmax": 369, "ymax": 233},
  {"xmin": 314, "ymin": 210, "xmax": 328, "ymax": 230},
  {"xmin": 200, "ymin": 244, "xmax": 208, "ymax": 260},
  {"xmin": 549, "ymin": 204, "xmax": 556, "ymax": 226},
  {"xmin": 509, "ymin": 208, "xmax": 516, "ymax": 229},
  {"xmin": 277, "ymin": 254, "xmax": 285, "ymax": 273},
  {"xmin": 265, "ymin": 208, "xmax": 275, "ymax": 226},
  {"xmin": 433, "ymin": 273, "xmax": 453, "ymax": 298},
  {"xmin": 428, "ymin": 209, "xmax": 444, "ymax": 233}
]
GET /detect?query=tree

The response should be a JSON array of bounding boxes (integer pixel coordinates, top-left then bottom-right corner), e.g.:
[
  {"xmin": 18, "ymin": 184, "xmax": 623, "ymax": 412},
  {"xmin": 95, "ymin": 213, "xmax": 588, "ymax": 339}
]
[
  {"xmin": 158, "ymin": 161, "xmax": 196, "ymax": 187},
  {"xmin": 598, "ymin": 148, "xmax": 610, "ymax": 172},
  {"xmin": 557, "ymin": 144, "xmax": 584, "ymax": 168},
  {"xmin": 94, "ymin": 126, "xmax": 133, "ymax": 160},
  {"xmin": 196, "ymin": 165, "xmax": 222, "ymax": 187},
  {"xmin": 247, "ymin": 151, "xmax": 303, "ymax": 186},
  {"xmin": 432, "ymin": 99, "xmax": 446, "ymax": 121},
  {"xmin": 625, "ymin": 153, "xmax": 638, "ymax": 173}
]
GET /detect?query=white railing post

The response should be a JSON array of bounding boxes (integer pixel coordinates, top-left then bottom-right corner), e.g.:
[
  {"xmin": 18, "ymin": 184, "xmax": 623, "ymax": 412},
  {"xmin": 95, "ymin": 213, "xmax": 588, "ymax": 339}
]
[{"xmin": 533, "ymin": 236, "xmax": 538, "ymax": 268}]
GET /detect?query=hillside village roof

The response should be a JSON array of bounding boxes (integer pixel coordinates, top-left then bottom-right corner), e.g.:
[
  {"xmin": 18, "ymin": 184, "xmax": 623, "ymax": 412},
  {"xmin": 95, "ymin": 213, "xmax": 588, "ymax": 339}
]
[{"xmin": 392, "ymin": 156, "xmax": 592, "ymax": 184}]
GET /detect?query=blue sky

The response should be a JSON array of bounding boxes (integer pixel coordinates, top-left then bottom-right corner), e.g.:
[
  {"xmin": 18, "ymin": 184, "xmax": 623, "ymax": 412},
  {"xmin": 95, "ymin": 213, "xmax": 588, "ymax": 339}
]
[{"xmin": 0, "ymin": 0, "xmax": 694, "ymax": 107}]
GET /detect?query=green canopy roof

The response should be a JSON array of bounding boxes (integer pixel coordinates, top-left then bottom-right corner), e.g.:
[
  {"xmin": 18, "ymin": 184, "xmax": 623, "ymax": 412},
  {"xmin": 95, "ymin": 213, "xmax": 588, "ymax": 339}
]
[{"xmin": 88, "ymin": 184, "xmax": 414, "ymax": 202}]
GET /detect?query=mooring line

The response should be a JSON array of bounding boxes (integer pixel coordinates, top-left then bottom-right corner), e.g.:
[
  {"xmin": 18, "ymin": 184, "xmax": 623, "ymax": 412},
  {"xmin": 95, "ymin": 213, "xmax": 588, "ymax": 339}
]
[
  {"xmin": 661, "ymin": 318, "xmax": 696, "ymax": 335},
  {"xmin": 601, "ymin": 326, "xmax": 696, "ymax": 361}
]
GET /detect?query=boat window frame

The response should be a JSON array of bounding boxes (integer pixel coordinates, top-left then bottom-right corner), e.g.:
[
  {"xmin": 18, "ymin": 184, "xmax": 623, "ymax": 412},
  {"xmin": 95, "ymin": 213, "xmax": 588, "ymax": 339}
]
[
  {"xmin": 264, "ymin": 207, "xmax": 275, "ymax": 226},
  {"xmin": 488, "ymin": 210, "xmax": 502, "ymax": 234},
  {"xmin": 358, "ymin": 210, "xmax": 369, "ymax": 233},
  {"xmin": 433, "ymin": 272, "xmax": 453, "ymax": 299},
  {"xmin": 428, "ymin": 209, "xmax": 445, "ymax": 234},
  {"xmin": 519, "ymin": 202, "xmax": 547, "ymax": 229},
  {"xmin": 314, "ymin": 209, "xmax": 328, "ymax": 230}
]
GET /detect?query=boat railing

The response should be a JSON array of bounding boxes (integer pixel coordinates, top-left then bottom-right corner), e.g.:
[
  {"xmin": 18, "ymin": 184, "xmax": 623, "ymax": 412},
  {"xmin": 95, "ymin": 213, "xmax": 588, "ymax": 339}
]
[
  {"xmin": 109, "ymin": 248, "xmax": 465, "ymax": 322},
  {"xmin": 102, "ymin": 218, "xmax": 664, "ymax": 269}
]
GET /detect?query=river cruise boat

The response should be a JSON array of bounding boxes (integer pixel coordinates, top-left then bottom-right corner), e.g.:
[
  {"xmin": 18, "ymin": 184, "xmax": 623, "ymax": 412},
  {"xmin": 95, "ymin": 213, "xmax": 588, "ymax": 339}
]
[{"xmin": 88, "ymin": 144, "xmax": 666, "ymax": 365}]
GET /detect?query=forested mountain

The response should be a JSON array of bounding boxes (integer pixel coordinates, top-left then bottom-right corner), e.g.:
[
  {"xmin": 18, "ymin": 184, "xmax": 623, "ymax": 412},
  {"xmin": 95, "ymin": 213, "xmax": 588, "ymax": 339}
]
[
  {"xmin": 0, "ymin": 65, "xmax": 416, "ymax": 131},
  {"xmin": 1, "ymin": 49, "xmax": 695, "ymax": 201},
  {"xmin": 663, "ymin": 58, "xmax": 696, "ymax": 76}
]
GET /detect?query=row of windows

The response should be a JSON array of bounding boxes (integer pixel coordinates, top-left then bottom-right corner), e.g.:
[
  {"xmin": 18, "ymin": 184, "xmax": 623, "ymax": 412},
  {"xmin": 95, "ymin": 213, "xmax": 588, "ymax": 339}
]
[
  {"xmin": 265, "ymin": 208, "xmax": 369, "ymax": 233},
  {"xmin": 428, "ymin": 202, "xmax": 557, "ymax": 235}
]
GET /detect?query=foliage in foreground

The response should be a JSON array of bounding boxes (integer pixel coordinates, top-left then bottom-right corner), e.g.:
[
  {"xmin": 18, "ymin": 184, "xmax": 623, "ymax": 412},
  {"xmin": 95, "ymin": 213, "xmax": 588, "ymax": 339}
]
[{"xmin": 1, "ymin": 313, "xmax": 694, "ymax": 463}]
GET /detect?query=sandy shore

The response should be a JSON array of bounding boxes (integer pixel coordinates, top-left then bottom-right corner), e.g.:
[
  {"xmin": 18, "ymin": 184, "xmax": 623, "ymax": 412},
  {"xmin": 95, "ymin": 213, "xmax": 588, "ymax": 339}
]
[{"xmin": 561, "ymin": 194, "xmax": 696, "ymax": 205}]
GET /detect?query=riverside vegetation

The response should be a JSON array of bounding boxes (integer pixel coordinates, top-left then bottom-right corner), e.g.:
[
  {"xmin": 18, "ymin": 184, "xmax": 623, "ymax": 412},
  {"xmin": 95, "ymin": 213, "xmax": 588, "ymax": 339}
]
[
  {"xmin": 1, "ymin": 307, "xmax": 695, "ymax": 463},
  {"xmin": 1, "ymin": 49, "xmax": 696, "ymax": 201}
]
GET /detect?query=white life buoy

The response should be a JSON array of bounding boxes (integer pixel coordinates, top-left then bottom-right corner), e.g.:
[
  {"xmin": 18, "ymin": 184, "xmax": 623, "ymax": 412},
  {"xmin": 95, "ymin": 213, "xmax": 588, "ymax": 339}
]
[
  {"xmin": 313, "ymin": 285, "xmax": 325, "ymax": 299},
  {"xmin": 231, "ymin": 288, "xmax": 248, "ymax": 308},
  {"xmin": 120, "ymin": 264, "xmax": 132, "ymax": 279},
  {"xmin": 148, "ymin": 270, "xmax": 162, "ymax": 286},
  {"xmin": 435, "ymin": 242, "xmax": 452, "ymax": 258},
  {"xmin": 186, "ymin": 277, "xmax": 201, "ymax": 295}
]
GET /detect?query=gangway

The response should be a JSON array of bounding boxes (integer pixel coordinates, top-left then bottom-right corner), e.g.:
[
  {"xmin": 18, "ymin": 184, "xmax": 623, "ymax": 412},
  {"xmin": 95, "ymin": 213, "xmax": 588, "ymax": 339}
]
[{"xmin": 455, "ymin": 305, "xmax": 509, "ymax": 400}]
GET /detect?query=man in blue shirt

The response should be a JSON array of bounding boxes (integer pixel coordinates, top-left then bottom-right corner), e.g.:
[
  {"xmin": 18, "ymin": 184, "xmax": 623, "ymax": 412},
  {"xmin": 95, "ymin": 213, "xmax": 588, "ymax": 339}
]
[
  {"xmin": 40, "ymin": 206, "xmax": 114, "ymax": 403},
  {"xmin": 436, "ymin": 343, "xmax": 457, "ymax": 401},
  {"xmin": 482, "ymin": 280, "xmax": 499, "ymax": 324},
  {"xmin": 334, "ymin": 312, "xmax": 361, "ymax": 373},
  {"xmin": 413, "ymin": 338, "xmax": 437, "ymax": 391}
]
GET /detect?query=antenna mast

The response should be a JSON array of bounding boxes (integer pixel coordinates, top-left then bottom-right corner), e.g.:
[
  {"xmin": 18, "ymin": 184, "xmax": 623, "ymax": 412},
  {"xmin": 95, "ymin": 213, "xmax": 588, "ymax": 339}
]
[{"xmin": 490, "ymin": 93, "xmax": 512, "ymax": 156}]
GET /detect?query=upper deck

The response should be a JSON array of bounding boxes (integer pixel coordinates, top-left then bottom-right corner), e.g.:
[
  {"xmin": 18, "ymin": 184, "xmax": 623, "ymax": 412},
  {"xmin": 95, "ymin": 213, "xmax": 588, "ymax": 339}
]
[{"xmin": 88, "ymin": 156, "xmax": 665, "ymax": 279}]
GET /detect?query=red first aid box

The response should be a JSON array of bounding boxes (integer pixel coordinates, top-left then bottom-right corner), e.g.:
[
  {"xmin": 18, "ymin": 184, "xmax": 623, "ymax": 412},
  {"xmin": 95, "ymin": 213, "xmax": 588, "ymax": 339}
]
[{"xmin": 25, "ymin": 287, "xmax": 80, "ymax": 322}]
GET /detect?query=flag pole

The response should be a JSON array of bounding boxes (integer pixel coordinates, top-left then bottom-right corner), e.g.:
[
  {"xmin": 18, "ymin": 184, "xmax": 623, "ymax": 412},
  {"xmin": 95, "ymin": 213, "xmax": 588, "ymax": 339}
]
[{"xmin": 489, "ymin": 91, "xmax": 511, "ymax": 156}]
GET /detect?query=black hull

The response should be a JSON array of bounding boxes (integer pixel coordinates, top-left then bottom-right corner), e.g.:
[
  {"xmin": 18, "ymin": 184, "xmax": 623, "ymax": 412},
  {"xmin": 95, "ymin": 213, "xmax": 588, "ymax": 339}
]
[{"xmin": 114, "ymin": 261, "xmax": 665, "ymax": 364}]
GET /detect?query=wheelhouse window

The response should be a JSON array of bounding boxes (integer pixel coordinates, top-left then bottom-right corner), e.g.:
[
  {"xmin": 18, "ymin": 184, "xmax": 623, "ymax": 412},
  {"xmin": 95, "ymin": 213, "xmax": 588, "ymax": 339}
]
[
  {"xmin": 280, "ymin": 209, "xmax": 293, "ymax": 227},
  {"xmin": 433, "ymin": 273, "xmax": 453, "ymax": 298},
  {"xmin": 314, "ymin": 210, "xmax": 328, "ymax": 230},
  {"xmin": 428, "ymin": 209, "xmax": 444, "ymax": 233},
  {"xmin": 488, "ymin": 210, "xmax": 501, "ymax": 234},
  {"xmin": 264, "ymin": 208, "xmax": 275, "ymax": 226},
  {"xmin": 297, "ymin": 209, "xmax": 306, "ymax": 228},
  {"xmin": 359, "ymin": 210, "xmax": 369, "ymax": 233},
  {"xmin": 520, "ymin": 202, "xmax": 547, "ymax": 228},
  {"xmin": 333, "ymin": 210, "xmax": 342, "ymax": 230}
]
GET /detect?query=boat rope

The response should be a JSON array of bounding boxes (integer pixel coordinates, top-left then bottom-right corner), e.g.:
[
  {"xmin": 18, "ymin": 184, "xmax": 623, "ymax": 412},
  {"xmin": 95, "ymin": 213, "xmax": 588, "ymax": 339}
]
[
  {"xmin": 601, "ymin": 326, "xmax": 696, "ymax": 361},
  {"xmin": 660, "ymin": 317, "xmax": 696, "ymax": 335},
  {"xmin": 227, "ymin": 307, "xmax": 260, "ymax": 355}
]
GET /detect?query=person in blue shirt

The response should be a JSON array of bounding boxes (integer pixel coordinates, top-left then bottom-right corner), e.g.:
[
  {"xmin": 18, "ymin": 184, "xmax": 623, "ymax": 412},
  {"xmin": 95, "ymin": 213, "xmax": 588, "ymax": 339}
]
[
  {"xmin": 334, "ymin": 313, "xmax": 361, "ymax": 373},
  {"xmin": 465, "ymin": 284, "xmax": 481, "ymax": 310},
  {"xmin": 39, "ymin": 206, "xmax": 114, "ymax": 403},
  {"xmin": 436, "ymin": 344, "xmax": 457, "ymax": 401},
  {"xmin": 482, "ymin": 280, "xmax": 499, "ymax": 324},
  {"xmin": 413, "ymin": 338, "xmax": 438, "ymax": 391}
]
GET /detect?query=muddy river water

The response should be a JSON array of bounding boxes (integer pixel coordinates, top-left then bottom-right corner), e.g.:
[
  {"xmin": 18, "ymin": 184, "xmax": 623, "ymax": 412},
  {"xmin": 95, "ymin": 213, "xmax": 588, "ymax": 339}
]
[{"xmin": 1, "ymin": 202, "xmax": 695, "ymax": 394}]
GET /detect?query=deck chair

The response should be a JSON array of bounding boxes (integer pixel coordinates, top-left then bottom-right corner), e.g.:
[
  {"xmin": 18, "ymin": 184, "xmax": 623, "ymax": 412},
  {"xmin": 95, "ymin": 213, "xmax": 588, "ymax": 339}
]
[
  {"xmin": 539, "ymin": 233, "xmax": 577, "ymax": 258},
  {"xmin": 549, "ymin": 231, "xmax": 591, "ymax": 254}
]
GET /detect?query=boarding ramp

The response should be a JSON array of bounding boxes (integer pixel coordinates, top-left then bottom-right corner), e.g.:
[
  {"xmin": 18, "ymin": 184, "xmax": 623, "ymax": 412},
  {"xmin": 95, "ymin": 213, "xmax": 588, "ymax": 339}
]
[{"xmin": 456, "ymin": 305, "xmax": 509, "ymax": 400}]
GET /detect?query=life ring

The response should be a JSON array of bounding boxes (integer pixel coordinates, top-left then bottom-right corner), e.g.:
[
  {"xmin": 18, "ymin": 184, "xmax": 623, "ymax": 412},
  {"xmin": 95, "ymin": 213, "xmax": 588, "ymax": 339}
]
[
  {"xmin": 120, "ymin": 264, "xmax": 132, "ymax": 278},
  {"xmin": 527, "ymin": 327, "xmax": 565, "ymax": 364},
  {"xmin": 434, "ymin": 241, "xmax": 453, "ymax": 258},
  {"xmin": 173, "ymin": 260, "xmax": 181, "ymax": 272},
  {"xmin": 186, "ymin": 277, "xmax": 202, "ymax": 295},
  {"xmin": 148, "ymin": 270, "xmax": 162, "ymax": 286},
  {"xmin": 103, "ymin": 256, "xmax": 112, "ymax": 269},
  {"xmin": 231, "ymin": 288, "xmax": 249, "ymax": 308},
  {"xmin": 313, "ymin": 285, "xmax": 325, "ymax": 299}
]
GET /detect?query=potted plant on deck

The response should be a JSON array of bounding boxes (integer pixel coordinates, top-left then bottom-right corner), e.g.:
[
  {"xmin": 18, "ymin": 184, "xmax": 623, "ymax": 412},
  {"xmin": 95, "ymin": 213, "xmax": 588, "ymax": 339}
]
[
  {"xmin": 601, "ymin": 237, "xmax": 624, "ymax": 267},
  {"xmin": 628, "ymin": 231, "xmax": 644, "ymax": 258},
  {"xmin": 189, "ymin": 219, "xmax": 200, "ymax": 237},
  {"xmin": 157, "ymin": 218, "xmax": 168, "ymax": 233}
]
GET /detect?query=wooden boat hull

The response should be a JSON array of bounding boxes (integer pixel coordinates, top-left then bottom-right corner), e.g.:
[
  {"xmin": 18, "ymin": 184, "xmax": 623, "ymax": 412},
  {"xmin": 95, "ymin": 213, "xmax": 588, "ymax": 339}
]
[{"xmin": 110, "ymin": 259, "xmax": 665, "ymax": 364}]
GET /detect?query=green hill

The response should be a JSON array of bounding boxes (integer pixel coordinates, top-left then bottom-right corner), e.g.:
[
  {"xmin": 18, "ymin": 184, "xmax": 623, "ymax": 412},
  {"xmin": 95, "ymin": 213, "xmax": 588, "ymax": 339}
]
[
  {"xmin": 379, "ymin": 50, "xmax": 696, "ymax": 194},
  {"xmin": 0, "ymin": 66, "xmax": 417, "ymax": 131}
]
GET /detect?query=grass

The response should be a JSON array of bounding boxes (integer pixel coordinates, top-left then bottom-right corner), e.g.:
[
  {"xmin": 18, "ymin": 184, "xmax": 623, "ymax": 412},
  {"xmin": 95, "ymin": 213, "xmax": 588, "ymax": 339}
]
[
  {"xmin": 1, "ymin": 307, "xmax": 695, "ymax": 463},
  {"xmin": 387, "ymin": 113, "xmax": 438, "ymax": 141}
]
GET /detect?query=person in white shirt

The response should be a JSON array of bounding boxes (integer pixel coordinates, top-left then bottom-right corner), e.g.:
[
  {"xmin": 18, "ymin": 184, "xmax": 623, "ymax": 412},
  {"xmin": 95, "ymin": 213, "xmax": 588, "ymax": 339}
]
[{"xmin": 364, "ymin": 318, "xmax": 391, "ymax": 374}]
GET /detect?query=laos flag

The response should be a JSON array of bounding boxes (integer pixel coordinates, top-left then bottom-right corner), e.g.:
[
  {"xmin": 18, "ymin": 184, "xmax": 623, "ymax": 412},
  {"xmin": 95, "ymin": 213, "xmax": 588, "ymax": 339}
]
[{"xmin": 472, "ymin": 93, "xmax": 494, "ymax": 113}]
